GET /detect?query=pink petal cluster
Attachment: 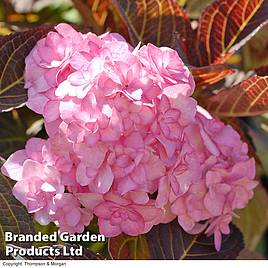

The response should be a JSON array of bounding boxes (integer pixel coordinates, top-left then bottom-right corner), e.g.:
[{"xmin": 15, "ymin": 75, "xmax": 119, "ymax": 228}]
[{"xmin": 1, "ymin": 24, "xmax": 257, "ymax": 251}]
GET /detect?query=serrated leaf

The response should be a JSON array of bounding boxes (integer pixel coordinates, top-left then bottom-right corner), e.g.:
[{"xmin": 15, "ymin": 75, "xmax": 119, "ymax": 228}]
[
  {"xmin": 109, "ymin": 234, "xmax": 150, "ymax": 260},
  {"xmin": 205, "ymin": 75, "xmax": 268, "ymax": 117},
  {"xmin": 0, "ymin": 172, "xmax": 34, "ymax": 258},
  {"xmin": 108, "ymin": 220, "xmax": 244, "ymax": 260},
  {"xmin": 190, "ymin": 64, "xmax": 234, "ymax": 88},
  {"xmin": 8, "ymin": 244, "xmax": 102, "ymax": 260},
  {"xmin": 233, "ymin": 185, "xmax": 268, "ymax": 250},
  {"xmin": 112, "ymin": 0, "xmax": 194, "ymax": 48},
  {"xmin": 197, "ymin": 0, "xmax": 268, "ymax": 65},
  {"xmin": 0, "ymin": 25, "xmax": 54, "ymax": 112}
]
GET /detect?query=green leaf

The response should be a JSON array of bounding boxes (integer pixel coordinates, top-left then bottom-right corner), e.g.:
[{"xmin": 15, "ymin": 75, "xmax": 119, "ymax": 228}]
[
  {"xmin": 243, "ymin": 25, "xmax": 268, "ymax": 71},
  {"xmin": 109, "ymin": 220, "xmax": 244, "ymax": 260},
  {"xmin": 33, "ymin": 222, "xmax": 59, "ymax": 247},
  {"xmin": 233, "ymin": 184, "xmax": 268, "ymax": 250},
  {"xmin": 177, "ymin": 0, "xmax": 187, "ymax": 7},
  {"xmin": 0, "ymin": 25, "xmax": 54, "ymax": 113},
  {"xmin": 0, "ymin": 172, "xmax": 35, "ymax": 258},
  {"xmin": 238, "ymin": 248, "xmax": 265, "ymax": 259},
  {"xmin": 185, "ymin": 0, "xmax": 213, "ymax": 19},
  {"xmin": 109, "ymin": 234, "xmax": 150, "ymax": 259}
]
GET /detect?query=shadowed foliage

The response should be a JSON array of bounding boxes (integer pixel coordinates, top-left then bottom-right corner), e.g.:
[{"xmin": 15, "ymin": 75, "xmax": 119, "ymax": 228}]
[
  {"xmin": 109, "ymin": 220, "xmax": 244, "ymax": 259},
  {"xmin": 0, "ymin": 172, "xmax": 34, "ymax": 258}
]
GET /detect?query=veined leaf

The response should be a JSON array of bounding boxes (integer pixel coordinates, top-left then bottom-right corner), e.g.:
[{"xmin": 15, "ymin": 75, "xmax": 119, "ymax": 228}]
[
  {"xmin": 108, "ymin": 220, "xmax": 244, "ymax": 260},
  {"xmin": 190, "ymin": 64, "xmax": 234, "ymax": 88},
  {"xmin": 145, "ymin": 220, "xmax": 243, "ymax": 260},
  {"xmin": 205, "ymin": 75, "xmax": 268, "ymax": 116},
  {"xmin": 197, "ymin": 0, "xmax": 268, "ymax": 65},
  {"xmin": 0, "ymin": 172, "xmax": 34, "ymax": 258},
  {"xmin": 112, "ymin": 0, "xmax": 194, "ymax": 48},
  {"xmin": 0, "ymin": 25, "xmax": 54, "ymax": 113}
]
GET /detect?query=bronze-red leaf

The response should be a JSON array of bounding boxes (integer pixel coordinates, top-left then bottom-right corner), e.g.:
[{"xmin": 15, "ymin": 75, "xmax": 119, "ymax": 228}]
[
  {"xmin": 205, "ymin": 75, "xmax": 268, "ymax": 116},
  {"xmin": 197, "ymin": 0, "xmax": 268, "ymax": 65}
]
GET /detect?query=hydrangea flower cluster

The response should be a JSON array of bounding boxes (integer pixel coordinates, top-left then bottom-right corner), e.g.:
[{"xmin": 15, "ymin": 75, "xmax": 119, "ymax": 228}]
[{"xmin": 1, "ymin": 24, "xmax": 257, "ymax": 251}]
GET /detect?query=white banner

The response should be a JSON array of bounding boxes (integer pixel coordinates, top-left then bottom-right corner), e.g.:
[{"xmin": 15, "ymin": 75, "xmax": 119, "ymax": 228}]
[{"xmin": 0, "ymin": 260, "xmax": 267, "ymax": 268}]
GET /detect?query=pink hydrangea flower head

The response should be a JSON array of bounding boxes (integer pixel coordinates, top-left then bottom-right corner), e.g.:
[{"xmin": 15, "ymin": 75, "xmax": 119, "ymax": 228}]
[{"xmin": 0, "ymin": 24, "xmax": 257, "ymax": 252}]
